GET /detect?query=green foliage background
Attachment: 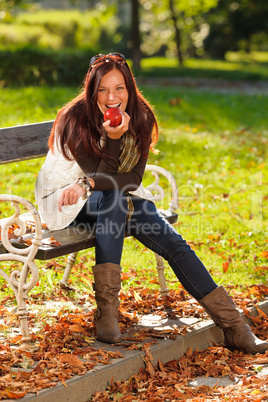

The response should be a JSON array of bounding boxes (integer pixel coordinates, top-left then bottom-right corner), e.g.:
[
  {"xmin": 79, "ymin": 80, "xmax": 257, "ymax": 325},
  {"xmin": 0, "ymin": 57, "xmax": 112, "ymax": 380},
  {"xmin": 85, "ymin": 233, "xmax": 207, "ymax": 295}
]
[{"xmin": 0, "ymin": 2, "xmax": 268, "ymax": 86}]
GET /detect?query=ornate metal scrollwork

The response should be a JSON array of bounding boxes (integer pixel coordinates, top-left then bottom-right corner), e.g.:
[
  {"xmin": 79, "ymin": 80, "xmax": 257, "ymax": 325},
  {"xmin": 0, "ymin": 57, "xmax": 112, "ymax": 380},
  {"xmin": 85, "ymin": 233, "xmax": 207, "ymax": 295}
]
[
  {"xmin": 145, "ymin": 165, "xmax": 179, "ymax": 214},
  {"xmin": 0, "ymin": 195, "xmax": 42, "ymax": 344}
]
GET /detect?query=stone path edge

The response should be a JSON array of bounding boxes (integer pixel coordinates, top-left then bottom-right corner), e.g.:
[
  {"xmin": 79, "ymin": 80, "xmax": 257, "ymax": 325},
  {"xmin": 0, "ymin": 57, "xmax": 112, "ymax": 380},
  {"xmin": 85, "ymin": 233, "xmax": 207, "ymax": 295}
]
[{"xmin": 7, "ymin": 299, "xmax": 268, "ymax": 402}]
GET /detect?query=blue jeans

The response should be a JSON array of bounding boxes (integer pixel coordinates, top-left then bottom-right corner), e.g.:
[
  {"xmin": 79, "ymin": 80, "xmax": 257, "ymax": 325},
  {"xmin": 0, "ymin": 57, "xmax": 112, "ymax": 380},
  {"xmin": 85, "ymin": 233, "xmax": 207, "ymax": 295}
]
[{"xmin": 71, "ymin": 189, "xmax": 218, "ymax": 300}]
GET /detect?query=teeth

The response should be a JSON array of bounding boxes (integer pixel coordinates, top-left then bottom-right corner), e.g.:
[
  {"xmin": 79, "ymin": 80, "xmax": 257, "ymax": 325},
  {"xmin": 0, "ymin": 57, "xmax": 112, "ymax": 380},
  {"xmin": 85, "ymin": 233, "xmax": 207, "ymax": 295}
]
[{"xmin": 106, "ymin": 103, "xmax": 120, "ymax": 108}]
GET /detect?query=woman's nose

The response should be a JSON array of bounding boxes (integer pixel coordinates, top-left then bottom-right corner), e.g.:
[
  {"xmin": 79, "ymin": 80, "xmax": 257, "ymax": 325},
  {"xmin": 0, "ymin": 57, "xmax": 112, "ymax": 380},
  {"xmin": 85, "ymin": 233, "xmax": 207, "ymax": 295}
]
[{"xmin": 107, "ymin": 91, "xmax": 116, "ymax": 100}]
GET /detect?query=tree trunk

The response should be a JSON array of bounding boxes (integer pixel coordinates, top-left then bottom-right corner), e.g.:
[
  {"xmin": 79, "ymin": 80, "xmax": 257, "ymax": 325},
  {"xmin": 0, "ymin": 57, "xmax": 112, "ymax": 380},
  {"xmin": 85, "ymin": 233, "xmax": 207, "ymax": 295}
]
[
  {"xmin": 169, "ymin": 0, "xmax": 183, "ymax": 65},
  {"xmin": 246, "ymin": 38, "xmax": 251, "ymax": 54},
  {"xmin": 131, "ymin": 0, "xmax": 142, "ymax": 70}
]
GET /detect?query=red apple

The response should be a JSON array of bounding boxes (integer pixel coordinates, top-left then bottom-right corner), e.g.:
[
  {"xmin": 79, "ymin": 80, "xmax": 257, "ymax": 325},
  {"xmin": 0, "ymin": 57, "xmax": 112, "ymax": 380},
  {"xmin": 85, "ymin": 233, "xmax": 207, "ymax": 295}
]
[{"xmin": 104, "ymin": 107, "xmax": 123, "ymax": 127}]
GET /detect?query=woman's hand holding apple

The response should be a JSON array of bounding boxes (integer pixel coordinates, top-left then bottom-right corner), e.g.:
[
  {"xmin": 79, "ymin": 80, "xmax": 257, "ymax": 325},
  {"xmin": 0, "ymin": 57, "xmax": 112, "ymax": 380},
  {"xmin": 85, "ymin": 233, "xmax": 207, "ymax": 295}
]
[{"xmin": 103, "ymin": 107, "xmax": 130, "ymax": 139}]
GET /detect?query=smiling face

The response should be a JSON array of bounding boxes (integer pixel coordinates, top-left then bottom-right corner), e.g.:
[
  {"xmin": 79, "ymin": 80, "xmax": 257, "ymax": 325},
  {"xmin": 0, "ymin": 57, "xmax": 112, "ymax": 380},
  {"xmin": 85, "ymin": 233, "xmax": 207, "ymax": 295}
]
[{"xmin": 97, "ymin": 69, "xmax": 129, "ymax": 115}]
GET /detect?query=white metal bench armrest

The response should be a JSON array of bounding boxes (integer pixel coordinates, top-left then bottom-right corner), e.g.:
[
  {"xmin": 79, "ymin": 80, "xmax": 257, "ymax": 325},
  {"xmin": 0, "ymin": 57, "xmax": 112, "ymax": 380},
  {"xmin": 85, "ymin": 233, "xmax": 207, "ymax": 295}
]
[{"xmin": 145, "ymin": 164, "xmax": 179, "ymax": 214}]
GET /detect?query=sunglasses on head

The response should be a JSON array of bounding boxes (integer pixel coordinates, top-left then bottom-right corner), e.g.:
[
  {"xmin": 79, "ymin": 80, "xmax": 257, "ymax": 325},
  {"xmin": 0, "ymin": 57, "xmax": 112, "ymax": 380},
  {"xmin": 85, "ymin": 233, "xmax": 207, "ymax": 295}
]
[{"xmin": 89, "ymin": 53, "xmax": 126, "ymax": 70}]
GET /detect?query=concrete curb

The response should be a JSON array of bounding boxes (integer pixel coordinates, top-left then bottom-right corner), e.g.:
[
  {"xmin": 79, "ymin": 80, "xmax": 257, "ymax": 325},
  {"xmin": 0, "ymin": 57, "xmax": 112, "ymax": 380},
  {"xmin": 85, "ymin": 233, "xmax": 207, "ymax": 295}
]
[{"xmin": 8, "ymin": 300, "xmax": 268, "ymax": 402}]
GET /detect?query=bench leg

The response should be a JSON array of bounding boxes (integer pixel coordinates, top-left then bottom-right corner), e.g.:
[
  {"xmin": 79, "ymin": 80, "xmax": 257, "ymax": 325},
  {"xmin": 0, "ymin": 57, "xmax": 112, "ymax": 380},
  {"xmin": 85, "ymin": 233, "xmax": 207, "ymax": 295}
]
[
  {"xmin": 18, "ymin": 304, "xmax": 31, "ymax": 345},
  {"xmin": 0, "ymin": 259, "xmax": 39, "ymax": 347},
  {"xmin": 154, "ymin": 253, "xmax": 169, "ymax": 297},
  {"xmin": 17, "ymin": 260, "xmax": 39, "ymax": 346},
  {"xmin": 60, "ymin": 252, "xmax": 78, "ymax": 287}
]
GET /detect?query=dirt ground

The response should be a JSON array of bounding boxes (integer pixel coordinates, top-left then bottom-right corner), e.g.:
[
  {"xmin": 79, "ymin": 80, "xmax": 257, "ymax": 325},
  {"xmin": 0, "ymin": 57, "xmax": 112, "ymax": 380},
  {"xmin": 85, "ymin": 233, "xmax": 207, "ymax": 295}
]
[{"xmin": 139, "ymin": 76, "xmax": 268, "ymax": 95}]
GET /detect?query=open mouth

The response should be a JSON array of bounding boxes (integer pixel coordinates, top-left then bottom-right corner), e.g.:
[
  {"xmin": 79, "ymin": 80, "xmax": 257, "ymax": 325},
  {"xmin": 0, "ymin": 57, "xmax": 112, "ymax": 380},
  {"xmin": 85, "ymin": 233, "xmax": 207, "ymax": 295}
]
[{"xmin": 106, "ymin": 103, "xmax": 121, "ymax": 109}]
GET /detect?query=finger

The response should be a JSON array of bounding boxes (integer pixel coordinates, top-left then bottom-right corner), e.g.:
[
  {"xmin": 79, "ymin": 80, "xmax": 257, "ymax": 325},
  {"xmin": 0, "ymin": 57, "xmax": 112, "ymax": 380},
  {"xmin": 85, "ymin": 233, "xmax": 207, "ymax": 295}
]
[
  {"xmin": 63, "ymin": 195, "xmax": 70, "ymax": 206},
  {"xmin": 58, "ymin": 190, "xmax": 69, "ymax": 211},
  {"xmin": 58, "ymin": 194, "xmax": 64, "ymax": 212},
  {"xmin": 103, "ymin": 120, "xmax": 111, "ymax": 129},
  {"xmin": 120, "ymin": 112, "xmax": 130, "ymax": 128},
  {"xmin": 122, "ymin": 111, "xmax": 130, "ymax": 121},
  {"xmin": 71, "ymin": 193, "xmax": 78, "ymax": 205}
]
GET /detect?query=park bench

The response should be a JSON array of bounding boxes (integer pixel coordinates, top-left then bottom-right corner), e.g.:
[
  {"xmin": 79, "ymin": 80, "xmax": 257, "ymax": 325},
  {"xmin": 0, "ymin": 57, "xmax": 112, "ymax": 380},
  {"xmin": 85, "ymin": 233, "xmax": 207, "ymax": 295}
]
[{"xmin": 0, "ymin": 121, "xmax": 179, "ymax": 346}]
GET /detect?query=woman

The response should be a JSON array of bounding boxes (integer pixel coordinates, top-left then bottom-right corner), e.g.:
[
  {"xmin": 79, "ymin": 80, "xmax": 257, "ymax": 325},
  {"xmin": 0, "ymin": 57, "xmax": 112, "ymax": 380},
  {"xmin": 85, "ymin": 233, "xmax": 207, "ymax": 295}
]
[{"xmin": 35, "ymin": 53, "xmax": 268, "ymax": 354}]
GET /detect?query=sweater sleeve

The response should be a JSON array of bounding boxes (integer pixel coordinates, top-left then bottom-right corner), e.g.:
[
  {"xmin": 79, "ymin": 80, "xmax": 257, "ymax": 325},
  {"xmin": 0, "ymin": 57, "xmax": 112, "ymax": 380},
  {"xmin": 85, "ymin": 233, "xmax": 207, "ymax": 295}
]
[{"xmin": 75, "ymin": 136, "xmax": 149, "ymax": 192}]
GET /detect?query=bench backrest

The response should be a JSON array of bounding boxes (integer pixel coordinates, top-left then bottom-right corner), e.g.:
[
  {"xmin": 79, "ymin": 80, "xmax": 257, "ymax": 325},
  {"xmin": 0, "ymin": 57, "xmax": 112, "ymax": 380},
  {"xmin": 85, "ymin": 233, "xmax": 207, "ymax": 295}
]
[{"xmin": 0, "ymin": 121, "xmax": 54, "ymax": 164}]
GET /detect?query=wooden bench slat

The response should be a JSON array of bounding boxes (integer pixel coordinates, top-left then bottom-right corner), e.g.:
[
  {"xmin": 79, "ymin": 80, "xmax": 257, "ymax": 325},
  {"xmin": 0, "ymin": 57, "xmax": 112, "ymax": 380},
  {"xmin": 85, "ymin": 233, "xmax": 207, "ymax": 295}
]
[
  {"xmin": 0, "ymin": 121, "xmax": 53, "ymax": 164},
  {"xmin": 0, "ymin": 213, "xmax": 178, "ymax": 260}
]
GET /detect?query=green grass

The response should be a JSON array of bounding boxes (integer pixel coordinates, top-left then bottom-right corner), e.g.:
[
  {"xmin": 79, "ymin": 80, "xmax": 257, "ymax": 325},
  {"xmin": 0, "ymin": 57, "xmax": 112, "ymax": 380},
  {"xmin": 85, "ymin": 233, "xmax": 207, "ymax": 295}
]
[
  {"xmin": 135, "ymin": 53, "xmax": 268, "ymax": 81},
  {"xmin": 0, "ymin": 86, "xmax": 77, "ymax": 127},
  {"xmin": 0, "ymin": 81, "xmax": 267, "ymax": 303}
]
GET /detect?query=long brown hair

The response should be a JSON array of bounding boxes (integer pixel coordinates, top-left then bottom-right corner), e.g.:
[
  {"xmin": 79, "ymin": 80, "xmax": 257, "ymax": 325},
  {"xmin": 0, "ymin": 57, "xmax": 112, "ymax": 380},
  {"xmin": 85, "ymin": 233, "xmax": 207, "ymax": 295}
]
[{"xmin": 48, "ymin": 58, "xmax": 158, "ymax": 159}]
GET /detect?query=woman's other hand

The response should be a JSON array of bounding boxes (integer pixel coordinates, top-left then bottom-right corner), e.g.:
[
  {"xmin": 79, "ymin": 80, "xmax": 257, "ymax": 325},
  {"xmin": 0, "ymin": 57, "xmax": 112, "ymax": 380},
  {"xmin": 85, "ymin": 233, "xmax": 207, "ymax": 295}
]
[
  {"xmin": 103, "ymin": 111, "xmax": 130, "ymax": 140},
  {"xmin": 58, "ymin": 183, "xmax": 85, "ymax": 212}
]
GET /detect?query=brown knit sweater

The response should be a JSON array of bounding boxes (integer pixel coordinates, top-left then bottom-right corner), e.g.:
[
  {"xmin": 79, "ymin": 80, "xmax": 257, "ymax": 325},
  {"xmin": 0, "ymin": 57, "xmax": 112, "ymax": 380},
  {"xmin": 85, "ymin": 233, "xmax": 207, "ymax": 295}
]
[{"xmin": 75, "ymin": 136, "xmax": 149, "ymax": 193}]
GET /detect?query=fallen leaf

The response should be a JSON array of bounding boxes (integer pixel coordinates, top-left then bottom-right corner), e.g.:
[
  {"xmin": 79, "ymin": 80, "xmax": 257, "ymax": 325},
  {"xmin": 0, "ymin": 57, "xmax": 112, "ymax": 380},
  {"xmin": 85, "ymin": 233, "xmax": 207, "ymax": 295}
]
[
  {"xmin": 42, "ymin": 235, "xmax": 62, "ymax": 247},
  {"xmin": 58, "ymin": 354, "xmax": 84, "ymax": 367},
  {"xmin": 260, "ymin": 251, "xmax": 268, "ymax": 258},
  {"xmin": 223, "ymin": 261, "xmax": 229, "ymax": 273},
  {"xmin": 5, "ymin": 391, "xmax": 26, "ymax": 399}
]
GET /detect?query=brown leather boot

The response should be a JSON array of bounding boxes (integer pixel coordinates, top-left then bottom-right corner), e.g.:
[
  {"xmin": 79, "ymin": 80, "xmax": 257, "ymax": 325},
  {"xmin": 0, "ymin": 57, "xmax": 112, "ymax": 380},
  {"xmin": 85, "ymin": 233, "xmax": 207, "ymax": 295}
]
[
  {"xmin": 92, "ymin": 263, "xmax": 122, "ymax": 344},
  {"xmin": 200, "ymin": 286, "xmax": 268, "ymax": 354}
]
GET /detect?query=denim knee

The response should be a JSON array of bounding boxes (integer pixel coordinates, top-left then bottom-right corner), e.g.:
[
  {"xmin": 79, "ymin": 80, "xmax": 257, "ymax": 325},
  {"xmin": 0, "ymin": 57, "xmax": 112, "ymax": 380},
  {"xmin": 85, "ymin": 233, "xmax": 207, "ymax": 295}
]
[{"xmin": 98, "ymin": 189, "xmax": 128, "ymax": 217}]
